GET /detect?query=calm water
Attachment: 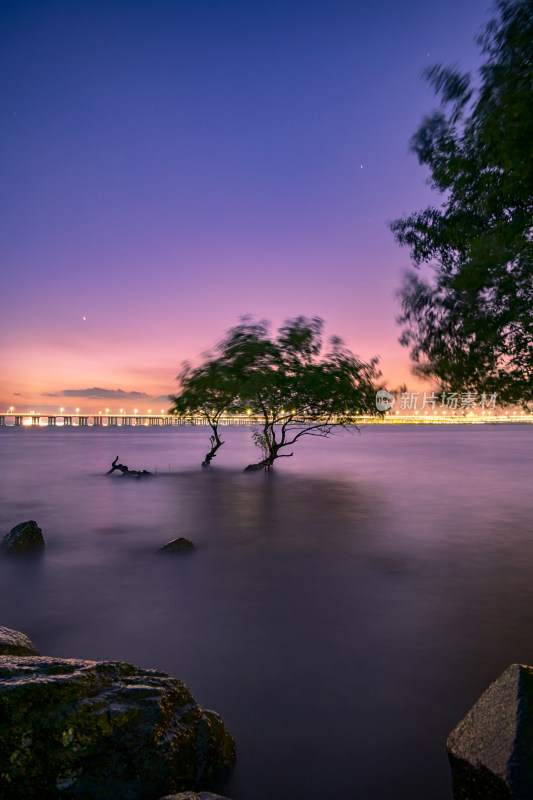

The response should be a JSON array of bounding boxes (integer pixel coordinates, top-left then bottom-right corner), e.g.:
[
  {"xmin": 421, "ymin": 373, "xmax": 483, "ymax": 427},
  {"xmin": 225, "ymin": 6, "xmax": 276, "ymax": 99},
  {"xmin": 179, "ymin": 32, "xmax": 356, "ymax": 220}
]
[{"xmin": 0, "ymin": 424, "xmax": 532, "ymax": 800}]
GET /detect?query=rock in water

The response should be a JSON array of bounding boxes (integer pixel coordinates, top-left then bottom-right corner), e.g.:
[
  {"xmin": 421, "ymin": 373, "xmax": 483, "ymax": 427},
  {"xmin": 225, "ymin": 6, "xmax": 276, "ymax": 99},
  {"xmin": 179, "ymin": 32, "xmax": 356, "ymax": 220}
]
[
  {"xmin": 0, "ymin": 656, "xmax": 236, "ymax": 800},
  {"xmin": 0, "ymin": 627, "xmax": 39, "ymax": 656},
  {"xmin": 1, "ymin": 521, "xmax": 44, "ymax": 556},
  {"xmin": 158, "ymin": 538, "xmax": 196, "ymax": 553},
  {"xmin": 447, "ymin": 663, "xmax": 533, "ymax": 799},
  {"xmin": 158, "ymin": 794, "xmax": 233, "ymax": 799}
]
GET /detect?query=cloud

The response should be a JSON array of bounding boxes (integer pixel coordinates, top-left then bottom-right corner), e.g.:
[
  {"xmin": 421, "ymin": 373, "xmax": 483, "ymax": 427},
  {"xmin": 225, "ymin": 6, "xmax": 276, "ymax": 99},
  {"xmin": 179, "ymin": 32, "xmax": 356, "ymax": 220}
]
[{"xmin": 42, "ymin": 387, "xmax": 153, "ymax": 400}]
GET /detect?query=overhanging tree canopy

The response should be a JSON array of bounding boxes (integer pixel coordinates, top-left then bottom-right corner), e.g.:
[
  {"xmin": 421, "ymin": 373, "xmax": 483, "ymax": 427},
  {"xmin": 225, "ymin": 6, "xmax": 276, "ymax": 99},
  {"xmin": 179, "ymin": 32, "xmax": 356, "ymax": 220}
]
[{"xmin": 391, "ymin": 0, "xmax": 533, "ymax": 407}]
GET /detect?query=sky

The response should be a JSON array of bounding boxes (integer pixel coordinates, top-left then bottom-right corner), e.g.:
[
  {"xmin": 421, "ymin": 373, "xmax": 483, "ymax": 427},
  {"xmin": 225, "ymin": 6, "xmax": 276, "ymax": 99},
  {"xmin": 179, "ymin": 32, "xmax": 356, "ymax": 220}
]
[{"xmin": 1, "ymin": 0, "xmax": 492, "ymax": 414}]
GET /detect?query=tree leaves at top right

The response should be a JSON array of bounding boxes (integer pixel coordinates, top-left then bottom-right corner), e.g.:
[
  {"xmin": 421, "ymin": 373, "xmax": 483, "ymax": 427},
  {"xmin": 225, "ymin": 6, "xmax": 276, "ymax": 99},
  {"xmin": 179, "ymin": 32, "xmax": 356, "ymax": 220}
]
[{"xmin": 391, "ymin": 0, "xmax": 532, "ymax": 408}]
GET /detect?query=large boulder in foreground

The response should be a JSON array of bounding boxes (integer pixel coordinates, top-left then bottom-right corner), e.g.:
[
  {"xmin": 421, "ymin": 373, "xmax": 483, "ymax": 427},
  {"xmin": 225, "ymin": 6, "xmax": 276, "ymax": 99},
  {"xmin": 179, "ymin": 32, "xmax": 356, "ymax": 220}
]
[
  {"xmin": 447, "ymin": 663, "xmax": 533, "ymax": 799},
  {"xmin": 0, "ymin": 655, "xmax": 235, "ymax": 800},
  {"xmin": 1, "ymin": 521, "xmax": 44, "ymax": 556},
  {"xmin": 0, "ymin": 626, "xmax": 39, "ymax": 656}
]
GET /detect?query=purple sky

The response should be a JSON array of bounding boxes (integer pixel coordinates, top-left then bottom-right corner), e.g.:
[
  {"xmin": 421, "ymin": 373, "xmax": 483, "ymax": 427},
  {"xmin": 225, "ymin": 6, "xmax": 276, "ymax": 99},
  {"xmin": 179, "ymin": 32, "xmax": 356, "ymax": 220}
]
[{"xmin": 1, "ymin": 0, "xmax": 490, "ymax": 413}]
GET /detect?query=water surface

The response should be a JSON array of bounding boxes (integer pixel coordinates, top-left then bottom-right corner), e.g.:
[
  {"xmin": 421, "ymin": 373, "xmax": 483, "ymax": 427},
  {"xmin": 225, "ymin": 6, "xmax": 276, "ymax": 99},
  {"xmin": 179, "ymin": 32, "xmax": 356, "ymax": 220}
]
[{"xmin": 0, "ymin": 425, "xmax": 532, "ymax": 799}]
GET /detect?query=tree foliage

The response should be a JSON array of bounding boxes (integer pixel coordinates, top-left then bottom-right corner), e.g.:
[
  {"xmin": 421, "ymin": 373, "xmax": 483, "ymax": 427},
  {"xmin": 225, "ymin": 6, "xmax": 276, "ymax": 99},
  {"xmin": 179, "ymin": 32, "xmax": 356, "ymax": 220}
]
[
  {"xmin": 169, "ymin": 316, "xmax": 381, "ymax": 469},
  {"xmin": 238, "ymin": 316, "xmax": 380, "ymax": 469},
  {"xmin": 391, "ymin": 0, "xmax": 533, "ymax": 407},
  {"xmin": 168, "ymin": 358, "xmax": 242, "ymax": 467}
]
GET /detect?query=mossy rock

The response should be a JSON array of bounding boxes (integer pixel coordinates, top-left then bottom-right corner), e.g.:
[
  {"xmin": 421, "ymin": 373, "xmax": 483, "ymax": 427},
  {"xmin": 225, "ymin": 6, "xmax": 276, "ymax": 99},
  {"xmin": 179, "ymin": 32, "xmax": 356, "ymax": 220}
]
[
  {"xmin": 1, "ymin": 521, "xmax": 44, "ymax": 556},
  {"xmin": 0, "ymin": 655, "xmax": 235, "ymax": 799},
  {"xmin": 158, "ymin": 793, "xmax": 233, "ymax": 799},
  {"xmin": 0, "ymin": 626, "xmax": 39, "ymax": 656}
]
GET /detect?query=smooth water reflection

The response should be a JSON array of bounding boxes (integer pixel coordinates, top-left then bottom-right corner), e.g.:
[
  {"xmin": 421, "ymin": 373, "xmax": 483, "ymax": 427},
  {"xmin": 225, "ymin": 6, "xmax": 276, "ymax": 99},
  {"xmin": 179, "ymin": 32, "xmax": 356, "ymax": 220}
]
[{"xmin": 0, "ymin": 425, "xmax": 532, "ymax": 799}]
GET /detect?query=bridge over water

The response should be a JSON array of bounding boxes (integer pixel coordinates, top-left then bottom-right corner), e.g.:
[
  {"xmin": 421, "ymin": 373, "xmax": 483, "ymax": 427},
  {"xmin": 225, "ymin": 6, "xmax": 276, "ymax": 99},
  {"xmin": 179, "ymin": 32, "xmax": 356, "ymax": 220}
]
[
  {"xmin": 0, "ymin": 413, "xmax": 256, "ymax": 427},
  {"xmin": 1, "ymin": 412, "xmax": 532, "ymax": 427}
]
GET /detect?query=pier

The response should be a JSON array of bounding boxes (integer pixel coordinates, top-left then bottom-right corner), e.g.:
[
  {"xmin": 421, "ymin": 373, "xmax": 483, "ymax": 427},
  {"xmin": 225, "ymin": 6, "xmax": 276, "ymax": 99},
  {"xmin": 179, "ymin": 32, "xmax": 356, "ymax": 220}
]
[
  {"xmin": 0, "ymin": 412, "xmax": 532, "ymax": 427},
  {"xmin": 0, "ymin": 413, "xmax": 265, "ymax": 427}
]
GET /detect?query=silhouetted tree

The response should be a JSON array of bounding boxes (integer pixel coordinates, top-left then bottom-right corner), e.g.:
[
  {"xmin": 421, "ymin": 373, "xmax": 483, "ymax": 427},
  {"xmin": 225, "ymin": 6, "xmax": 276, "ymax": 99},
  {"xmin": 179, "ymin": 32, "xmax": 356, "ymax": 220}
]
[
  {"xmin": 169, "ymin": 360, "xmax": 239, "ymax": 467},
  {"xmin": 170, "ymin": 316, "xmax": 381, "ymax": 470},
  {"xmin": 169, "ymin": 319, "xmax": 273, "ymax": 467},
  {"xmin": 391, "ymin": 0, "xmax": 533, "ymax": 407},
  {"xmin": 229, "ymin": 316, "xmax": 380, "ymax": 471},
  {"xmin": 225, "ymin": 316, "xmax": 379, "ymax": 470}
]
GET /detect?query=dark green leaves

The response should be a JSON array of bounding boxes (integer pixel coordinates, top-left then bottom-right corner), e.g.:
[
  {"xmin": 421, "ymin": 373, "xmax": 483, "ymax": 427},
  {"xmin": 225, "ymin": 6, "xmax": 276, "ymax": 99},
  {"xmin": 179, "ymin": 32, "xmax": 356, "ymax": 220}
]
[
  {"xmin": 169, "ymin": 316, "xmax": 381, "ymax": 468},
  {"xmin": 391, "ymin": 0, "xmax": 533, "ymax": 407}
]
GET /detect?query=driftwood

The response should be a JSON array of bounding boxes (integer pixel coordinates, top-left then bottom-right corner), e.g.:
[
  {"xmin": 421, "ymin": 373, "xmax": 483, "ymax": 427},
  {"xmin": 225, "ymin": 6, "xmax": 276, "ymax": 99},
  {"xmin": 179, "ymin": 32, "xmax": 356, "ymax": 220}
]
[
  {"xmin": 107, "ymin": 456, "xmax": 152, "ymax": 477},
  {"xmin": 243, "ymin": 452, "xmax": 294, "ymax": 472},
  {"xmin": 243, "ymin": 459, "xmax": 273, "ymax": 472}
]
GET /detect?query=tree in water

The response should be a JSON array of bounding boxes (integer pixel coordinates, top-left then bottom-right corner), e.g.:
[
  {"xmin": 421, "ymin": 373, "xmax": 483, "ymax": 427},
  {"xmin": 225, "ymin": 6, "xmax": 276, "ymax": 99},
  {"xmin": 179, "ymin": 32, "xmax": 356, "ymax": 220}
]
[
  {"xmin": 168, "ymin": 319, "xmax": 272, "ymax": 467},
  {"xmin": 169, "ymin": 360, "xmax": 238, "ymax": 467},
  {"xmin": 391, "ymin": 0, "xmax": 533, "ymax": 408},
  {"xmin": 170, "ymin": 316, "xmax": 381, "ymax": 470},
  {"xmin": 232, "ymin": 316, "xmax": 380, "ymax": 471}
]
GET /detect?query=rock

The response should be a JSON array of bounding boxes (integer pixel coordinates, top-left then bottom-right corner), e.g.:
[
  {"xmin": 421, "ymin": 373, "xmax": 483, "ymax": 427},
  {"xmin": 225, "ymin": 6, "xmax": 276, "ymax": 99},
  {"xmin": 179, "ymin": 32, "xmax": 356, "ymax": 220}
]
[
  {"xmin": 0, "ymin": 521, "xmax": 44, "ymax": 556},
  {"xmin": 158, "ymin": 538, "xmax": 196, "ymax": 554},
  {"xmin": 0, "ymin": 626, "xmax": 39, "ymax": 656},
  {"xmin": 0, "ymin": 655, "xmax": 236, "ymax": 800},
  {"xmin": 158, "ymin": 793, "xmax": 233, "ymax": 800},
  {"xmin": 447, "ymin": 663, "xmax": 533, "ymax": 799},
  {"xmin": 243, "ymin": 461, "xmax": 267, "ymax": 472}
]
